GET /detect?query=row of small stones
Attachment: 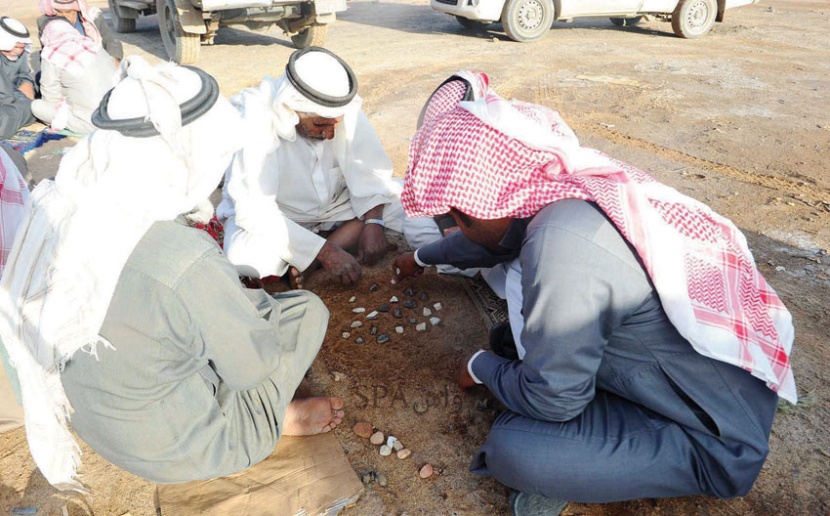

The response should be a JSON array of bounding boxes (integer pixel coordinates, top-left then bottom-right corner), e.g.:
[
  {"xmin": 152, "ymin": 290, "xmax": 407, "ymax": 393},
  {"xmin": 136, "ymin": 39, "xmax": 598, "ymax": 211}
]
[
  {"xmin": 342, "ymin": 296, "xmax": 444, "ymax": 342},
  {"xmin": 353, "ymin": 421, "xmax": 434, "ymax": 482}
]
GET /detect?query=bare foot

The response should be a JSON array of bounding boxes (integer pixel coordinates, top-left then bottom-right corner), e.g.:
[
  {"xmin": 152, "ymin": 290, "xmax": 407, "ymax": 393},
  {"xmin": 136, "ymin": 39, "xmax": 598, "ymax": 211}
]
[
  {"xmin": 288, "ymin": 266, "xmax": 304, "ymax": 290},
  {"xmin": 282, "ymin": 397, "xmax": 345, "ymax": 436}
]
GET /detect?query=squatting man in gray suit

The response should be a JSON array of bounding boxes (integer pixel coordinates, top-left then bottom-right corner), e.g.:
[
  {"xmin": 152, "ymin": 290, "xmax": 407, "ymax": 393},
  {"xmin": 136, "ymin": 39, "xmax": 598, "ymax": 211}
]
[{"xmin": 393, "ymin": 73, "xmax": 796, "ymax": 515}]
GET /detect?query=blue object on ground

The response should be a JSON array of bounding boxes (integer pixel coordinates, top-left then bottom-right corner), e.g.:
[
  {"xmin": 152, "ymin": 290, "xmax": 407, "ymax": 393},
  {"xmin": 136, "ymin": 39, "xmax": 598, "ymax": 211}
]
[{"xmin": 1, "ymin": 129, "xmax": 66, "ymax": 155}]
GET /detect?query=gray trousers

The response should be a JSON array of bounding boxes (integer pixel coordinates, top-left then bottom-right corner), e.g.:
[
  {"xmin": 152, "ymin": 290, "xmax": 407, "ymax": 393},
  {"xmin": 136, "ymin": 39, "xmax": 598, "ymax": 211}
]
[
  {"xmin": 471, "ymin": 386, "xmax": 775, "ymax": 503},
  {"xmin": 0, "ymin": 100, "xmax": 34, "ymax": 140}
]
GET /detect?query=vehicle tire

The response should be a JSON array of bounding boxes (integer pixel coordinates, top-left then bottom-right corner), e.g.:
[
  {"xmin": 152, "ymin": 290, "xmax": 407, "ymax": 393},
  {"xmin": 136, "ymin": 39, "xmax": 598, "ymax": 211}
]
[
  {"xmin": 291, "ymin": 24, "xmax": 328, "ymax": 49},
  {"xmin": 456, "ymin": 16, "xmax": 492, "ymax": 30},
  {"xmin": 108, "ymin": 0, "xmax": 136, "ymax": 33},
  {"xmin": 157, "ymin": 0, "xmax": 200, "ymax": 64},
  {"xmin": 672, "ymin": 0, "xmax": 716, "ymax": 38},
  {"xmin": 501, "ymin": 0, "xmax": 554, "ymax": 42},
  {"xmin": 609, "ymin": 16, "xmax": 642, "ymax": 27}
]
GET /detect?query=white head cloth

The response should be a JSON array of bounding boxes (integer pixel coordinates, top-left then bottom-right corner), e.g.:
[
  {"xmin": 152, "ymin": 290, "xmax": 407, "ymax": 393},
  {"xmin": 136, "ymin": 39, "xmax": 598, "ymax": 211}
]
[
  {"xmin": 0, "ymin": 17, "xmax": 32, "ymax": 53},
  {"xmin": 217, "ymin": 49, "xmax": 399, "ymax": 276},
  {"xmin": 0, "ymin": 56, "xmax": 243, "ymax": 492}
]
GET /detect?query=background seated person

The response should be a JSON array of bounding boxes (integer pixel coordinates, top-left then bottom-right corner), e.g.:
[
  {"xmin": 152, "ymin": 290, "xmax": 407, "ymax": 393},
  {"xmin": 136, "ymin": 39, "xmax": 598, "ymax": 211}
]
[
  {"xmin": 37, "ymin": 0, "xmax": 123, "ymax": 64},
  {"xmin": 0, "ymin": 17, "xmax": 35, "ymax": 139},
  {"xmin": 31, "ymin": 18, "xmax": 117, "ymax": 134}
]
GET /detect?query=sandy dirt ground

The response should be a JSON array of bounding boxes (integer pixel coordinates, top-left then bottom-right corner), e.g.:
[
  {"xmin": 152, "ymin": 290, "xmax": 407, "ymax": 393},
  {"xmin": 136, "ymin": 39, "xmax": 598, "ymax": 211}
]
[{"xmin": 1, "ymin": 0, "xmax": 829, "ymax": 514}]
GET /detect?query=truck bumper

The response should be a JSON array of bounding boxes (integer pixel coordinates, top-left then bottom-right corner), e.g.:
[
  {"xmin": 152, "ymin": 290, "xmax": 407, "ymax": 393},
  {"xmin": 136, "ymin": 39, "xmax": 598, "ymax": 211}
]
[{"xmin": 430, "ymin": 0, "xmax": 504, "ymax": 23}]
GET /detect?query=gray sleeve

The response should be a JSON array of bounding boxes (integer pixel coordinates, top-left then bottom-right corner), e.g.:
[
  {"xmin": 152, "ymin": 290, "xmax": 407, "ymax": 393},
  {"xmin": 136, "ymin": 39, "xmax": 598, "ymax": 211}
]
[
  {"xmin": 94, "ymin": 12, "xmax": 123, "ymax": 61},
  {"xmin": 417, "ymin": 230, "xmax": 517, "ymax": 269},
  {"xmin": 12, "ymin": 58, "xmax": 34, "ymax": 88},
  {"xmin": 0, "ymin": 70, "xmax": 33, "ymax": 139},
  {"xmin": 471, "ymin": 207, "xmax": 650, "ymax": 421},
  {"xmin": 173, "ymin": 247, "xmax": 286, "ymax": 391}
]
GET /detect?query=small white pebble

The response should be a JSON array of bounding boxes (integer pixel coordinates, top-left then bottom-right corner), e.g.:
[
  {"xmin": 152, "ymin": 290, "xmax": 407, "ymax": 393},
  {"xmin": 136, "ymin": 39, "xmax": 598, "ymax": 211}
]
[
  {"xmin": 397, "ymin": 448, "xmax": 411, "ymax": 459},
  {"xmin": 386, "ymin": 436, "xmax": 397, "ymax": 448},
  {"xmin": 390, "ymin": 296, "xmax": 399, "ymax": 303},
  {"xmin": 422, "ymin": 307, "xmax": 432, "ymax": 317},
  {"xmin": 352, "ymin": 307, "xmax": 366, "ymax": 313},
  {"xmin": 366, "ymin": 310, "xmax": 379, "ymax": 320},
  {"xmin": 351, "ymin": 321, "xmax": 364, "ymax": 328},
  {"xmin": 332, "ymin": 371, "xmax": 345, "ymax": 382},
  {"xmin": 416, "ymin": 322, "xmax": 427, "ymax": 332},
  {"xmin": 395, "ymin": 326, "xmax": 404, "ymax": 334},
  {"xmin": 370, "ymin": 431, "xmax": 385, "ymax": 445},
  {"xmin": 379, "ymin": 445, "xmax": 392, "ymax": 456},
  {"xmin": 429, "ymin": 317, "xmax": 441, "ymax": 326},
  {"xmin": 433, "ymin": 302, "xmax": 442, "ymax": 311},
  {"xmin": 349, "ymin": 296, "xmax": 356, "ymax": 303},
  {"xmin": 775, "ymin": 266, "xmax": 786, "ymax": 272},
  {"xmin": 341, "ymin": 332, "xmax": 351, "ymax": 339},
  {"xmin": 392, "ymin": 440, "xmax": 404, "ymax": 451}
]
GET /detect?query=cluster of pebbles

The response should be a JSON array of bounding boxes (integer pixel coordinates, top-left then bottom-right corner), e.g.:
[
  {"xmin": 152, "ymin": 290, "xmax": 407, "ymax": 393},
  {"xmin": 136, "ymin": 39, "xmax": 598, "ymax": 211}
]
[
  {"xmin": 353, "ymin": 421, "xmax": 434, "ymax": 485},
  {"xmin": 341, "ymin": 285, "xmax": 444, "ymax": 345}
]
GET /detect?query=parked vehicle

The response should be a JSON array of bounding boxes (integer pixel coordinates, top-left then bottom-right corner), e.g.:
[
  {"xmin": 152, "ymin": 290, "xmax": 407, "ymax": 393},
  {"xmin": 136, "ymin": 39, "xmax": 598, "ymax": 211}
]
[
  {"xmin": 432, "ymin": 0, "xmax": 757, "ymax": 42},
  {"xmin": 108, "ymin": 0, "xmax": 347, "ymax": 64}
]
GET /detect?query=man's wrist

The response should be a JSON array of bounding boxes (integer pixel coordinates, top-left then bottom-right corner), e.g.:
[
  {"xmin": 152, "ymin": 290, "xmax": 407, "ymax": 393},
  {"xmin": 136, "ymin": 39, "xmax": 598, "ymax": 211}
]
[
  {"xmin": 413, "ymin": 249, "xmax": 429, "ymax": 268},
  {"xmin": 467, "ymin": 350, "xmax": 486, "ymax": 385}
]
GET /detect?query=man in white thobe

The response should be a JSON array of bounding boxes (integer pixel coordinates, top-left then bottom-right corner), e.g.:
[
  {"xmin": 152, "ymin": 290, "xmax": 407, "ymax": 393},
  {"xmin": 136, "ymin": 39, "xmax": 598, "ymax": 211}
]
[{"xmin": 218, "ymin": 47, "xmax": 405, "ymax": 288}]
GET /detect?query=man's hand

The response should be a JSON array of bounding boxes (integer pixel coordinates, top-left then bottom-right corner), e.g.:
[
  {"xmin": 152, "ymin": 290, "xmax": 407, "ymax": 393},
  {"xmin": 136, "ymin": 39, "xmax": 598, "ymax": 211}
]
[
  {"xmin": 357, "ymin": 223, "xmax": 389, "ymax": 266},
  {"xmin": 316, "ymin": 240, "xmax": 362, "ymax": 285},
  {"xmin": 458, "ymin": 353, "xmax": 479, "ymax": 390},
  {"xmin": 391, "ymin": 252, "xmax": 424, "ymax": 284}
]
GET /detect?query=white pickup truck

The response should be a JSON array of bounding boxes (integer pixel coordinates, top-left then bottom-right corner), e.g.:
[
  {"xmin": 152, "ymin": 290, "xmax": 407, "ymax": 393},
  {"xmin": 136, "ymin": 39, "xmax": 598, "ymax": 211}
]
[
  {"xmin": 432, "ymin": 0, "xmax": 757, "ymax": 42},
  {"xmin": 108, "ymin": 0, "xmax": 347, "ymax": 64}
]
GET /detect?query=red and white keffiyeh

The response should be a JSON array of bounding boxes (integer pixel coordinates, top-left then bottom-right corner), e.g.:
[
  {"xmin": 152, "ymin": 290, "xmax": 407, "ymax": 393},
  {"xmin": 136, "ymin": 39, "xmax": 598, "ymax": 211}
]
[
  {"xmin": 0, "ymin": 148, "xmax": 29, "ymax": 277},
  {"xmin": 417, "ymin": 71, "xmax": 491, "ymax": 129},
  {"xmin": 403, "ymin": 91, "xmax": 797, "ymax": 403},
  {"xmin": 40, "ymin": 18, "xmax": 98, "ymax": 74},
  {"xmin": 38, "ymin": 0, "xmax": 102, "ymax": 48}
]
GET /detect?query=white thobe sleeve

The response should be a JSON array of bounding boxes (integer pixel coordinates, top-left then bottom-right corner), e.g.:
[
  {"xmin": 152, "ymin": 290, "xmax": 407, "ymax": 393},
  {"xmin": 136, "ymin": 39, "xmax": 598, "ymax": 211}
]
[
  {"xmin": 221, "ymin": 148, "xmax": 326, "ymax": 276},
  {"xmin": 339, "ymin": 109, "xmax": 401, "ymax": 218},
  {"xmin": 218, "ymin": 87, "xmax": 326, "ymax": 276}
]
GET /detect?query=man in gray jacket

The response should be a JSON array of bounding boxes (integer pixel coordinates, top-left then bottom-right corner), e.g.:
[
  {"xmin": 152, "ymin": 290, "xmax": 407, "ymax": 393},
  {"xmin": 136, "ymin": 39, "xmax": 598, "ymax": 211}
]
[{"xmin": 394, "ymin": 85, "xmax": 795, "ymax": 515}]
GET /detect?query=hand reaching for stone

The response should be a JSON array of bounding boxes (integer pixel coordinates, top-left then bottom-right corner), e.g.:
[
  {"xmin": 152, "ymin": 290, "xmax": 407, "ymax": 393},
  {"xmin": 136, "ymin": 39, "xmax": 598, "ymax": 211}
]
[
  {"xmin": 391, "ymin": 252, "xmax": 424, "ymax": 284},
  {"xmin": 317, "ymin": 241, "xmax": 362, "ymax": 285}
]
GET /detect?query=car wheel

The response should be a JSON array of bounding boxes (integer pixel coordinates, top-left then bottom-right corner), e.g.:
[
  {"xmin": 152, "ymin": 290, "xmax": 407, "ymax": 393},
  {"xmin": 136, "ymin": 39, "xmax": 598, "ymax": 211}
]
[
  {"xmin": 157, "ymin": 0, "xmax": 200, "ymax": 64},
  {"xmin": 501, "ymin": 0, "xmax": 554, "ymax": 42},
  {"xmin": 672, "ymin": 0, "xmax": 716, "ymax": 38},
  {"xmin": 108, "ymin": 0, "xmax": 136, "ymax": 33},
  {"xmin": 456, "ymin": 16, "xmax": 492, "ymax": 30},
  {"xmin": 291, "ymin": 24, "xmax": 328, "ymax": 49},
  {"xmin": 609, "ymin": 16, "xmax": 643, "ymax": 27}
]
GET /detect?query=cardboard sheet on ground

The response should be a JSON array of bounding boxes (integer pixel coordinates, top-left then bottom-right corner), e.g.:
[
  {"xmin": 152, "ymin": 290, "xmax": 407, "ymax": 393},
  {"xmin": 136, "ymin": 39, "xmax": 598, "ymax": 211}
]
[{"xmin": 156, "ymin": 433, "xmax": 363, "ymax": 516}]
